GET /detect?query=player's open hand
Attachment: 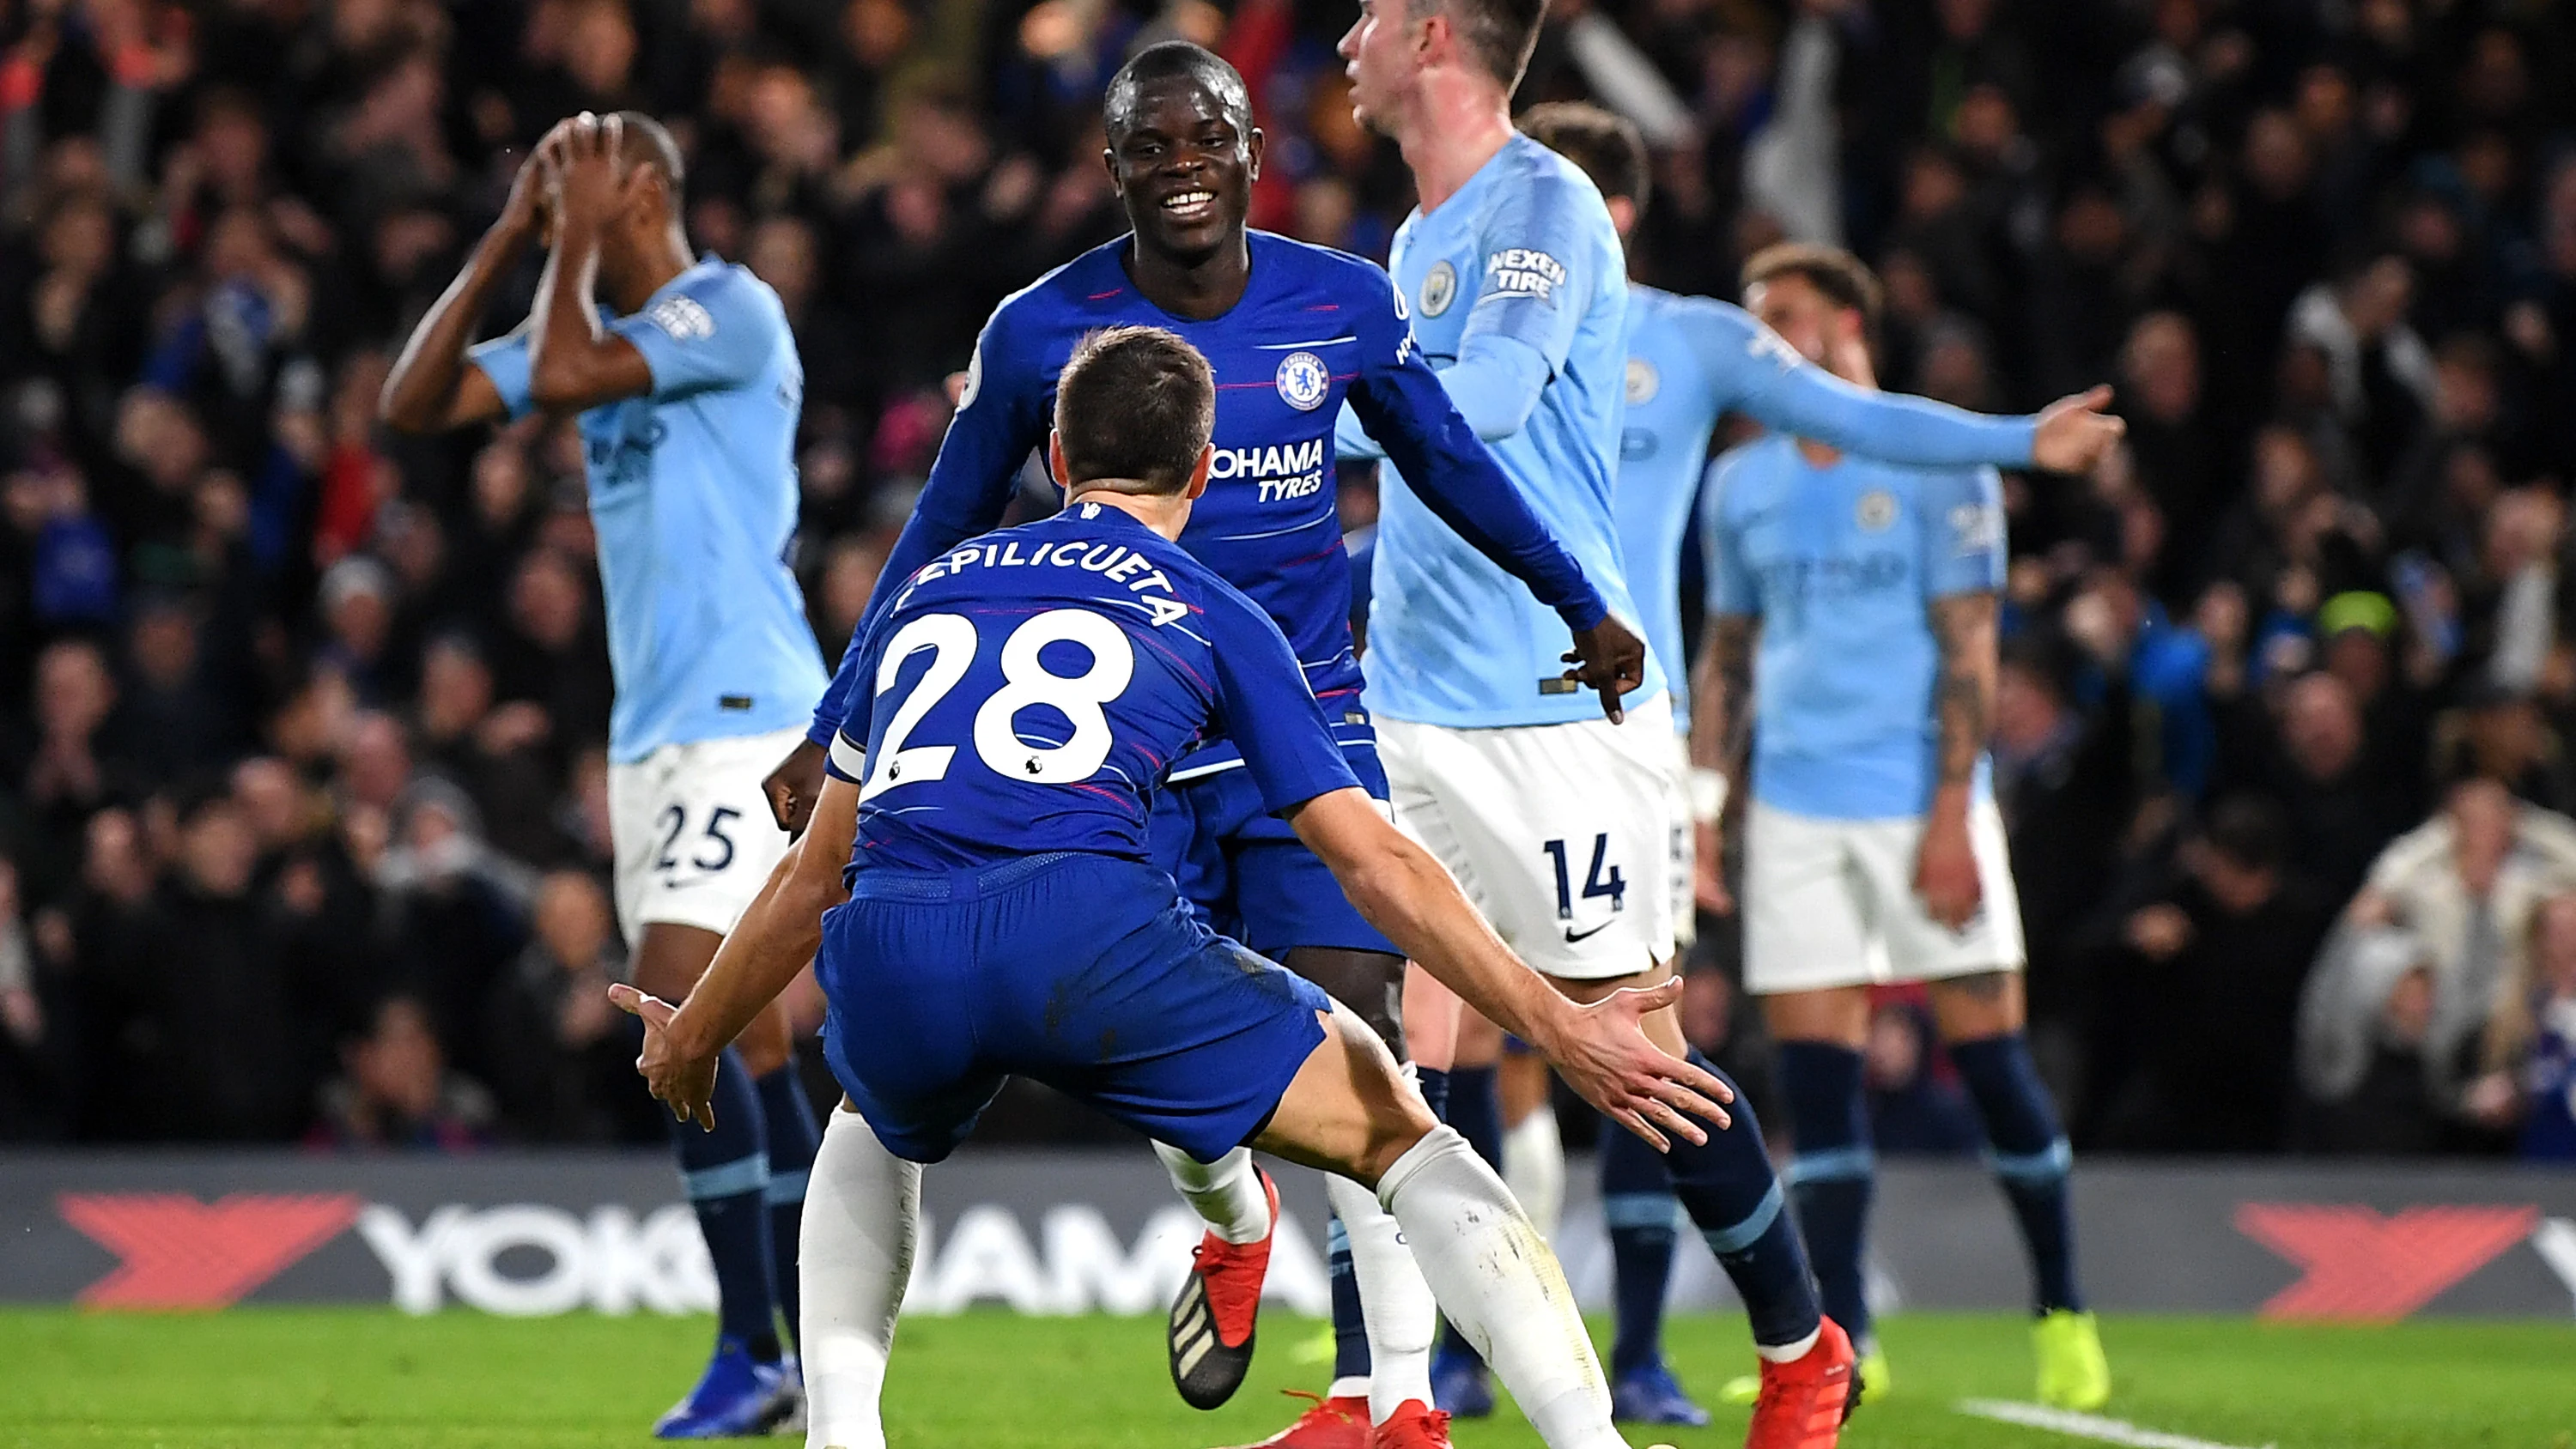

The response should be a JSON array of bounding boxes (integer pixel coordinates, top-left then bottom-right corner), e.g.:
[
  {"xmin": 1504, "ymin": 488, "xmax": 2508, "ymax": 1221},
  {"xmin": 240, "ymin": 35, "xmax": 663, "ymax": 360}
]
[
  {"xmin": 1912, "ymin": 813, "xmax": 1982, "ymax": 931},
  {"xmin": 550, "ymin": 112, "xmax": 627, "ymax": 227},
  {"xmin": 1545, "ymin": 977, "xmax": 1732, "ymax": 1150},
  {"xmin": 1562, "ymin": 614, "xmax": 1648, "ymax": 724},
  {"xmin": 496, "ymin": 118, "xmax": 575, "ymax": 243},
  {"xmin": 609, "ymin": 983, "xmax": 720, "ymax": 1130},
  {"xmin": 2030, "ymin": 385, "xmax": 2126, "ymax": 475},
  {"xmin": 762, "ymin": 737, "xmax": 828, "ymax": 836}
]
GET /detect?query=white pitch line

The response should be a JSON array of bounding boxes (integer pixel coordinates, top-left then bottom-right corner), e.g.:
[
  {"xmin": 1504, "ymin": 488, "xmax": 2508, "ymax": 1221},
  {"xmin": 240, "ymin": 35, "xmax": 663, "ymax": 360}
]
[{"xmin": 1954, "ymin": 1398, "xmax": 2275, "ymax": 1449}]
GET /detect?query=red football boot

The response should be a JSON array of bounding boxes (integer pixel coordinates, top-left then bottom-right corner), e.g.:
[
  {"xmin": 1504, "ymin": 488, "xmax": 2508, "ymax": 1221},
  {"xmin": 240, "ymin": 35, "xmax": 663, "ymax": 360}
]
[
  {"xmin": 1370, "ymin": 1398, "xmax": 1454, "ymax": 1449},
  {"xmin": 1218, "ymin": 1391, "xmax": 1371, "ymax": 1449},
  {"xmin": 1745, "ymin": 1317, "xmax": 1857, "ymax": 1449},
  {"xmin": 1168, "ymin": 1167, "xmax": 1280, "ymax": 1410}
]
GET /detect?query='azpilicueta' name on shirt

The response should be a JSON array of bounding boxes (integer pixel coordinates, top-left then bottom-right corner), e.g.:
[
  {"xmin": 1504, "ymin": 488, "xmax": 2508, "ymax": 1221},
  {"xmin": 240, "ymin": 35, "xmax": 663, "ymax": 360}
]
[{"xmin": 897, "ymin": 531, "xmax": 1190, "ymax": 627}]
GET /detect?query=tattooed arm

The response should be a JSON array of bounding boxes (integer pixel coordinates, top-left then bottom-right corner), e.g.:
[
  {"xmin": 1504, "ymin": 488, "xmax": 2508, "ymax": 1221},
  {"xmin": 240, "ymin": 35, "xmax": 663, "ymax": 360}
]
[
  {"xmin": 1917, "ymin": 590, "xmax": 2000, "ymax": 929},
  {"xmin": 1687, "ymin": 612, "xmax": 1759, "ymax": 914}
]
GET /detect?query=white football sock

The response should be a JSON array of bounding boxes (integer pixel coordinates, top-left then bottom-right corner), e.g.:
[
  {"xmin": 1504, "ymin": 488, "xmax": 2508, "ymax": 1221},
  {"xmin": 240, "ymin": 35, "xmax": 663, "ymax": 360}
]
[
  {"xmin": 1754, "ymin": 1325, "xmax": 1822, "ymax": 1363},
  {"xmin": 1376, "ymin": 1126, "xmax": 1628, "ymax": 1449},
  {"xmin": 1154, "ymin": 1141, "xmax": 1272, "ymax": 1245},
  {"xmin": 1502, "ymin": 1106, "xmax": 1565, "ymax": 1243},
  {"xmin": 1324, "ymin": 1173, "xmax": 1437, "ymax": 1424},
  {"xmin": 801, "ymin": 1106, "xmax": 919, "ymax": 1449}
]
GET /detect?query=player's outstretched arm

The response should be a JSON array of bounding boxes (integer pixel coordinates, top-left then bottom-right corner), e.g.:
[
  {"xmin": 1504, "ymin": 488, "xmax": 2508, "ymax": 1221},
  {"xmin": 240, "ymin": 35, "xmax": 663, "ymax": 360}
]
[
  {"xmin": 612, "ymin": 773, "xmax": 859, "ymax": 1125},
  {"xmin": 526, "ymin": 115, "xmax": 657, "ymax": 413},
  {"xmin": 379, "ymin": 132, "xmax": 562, "ymax": 433},
  {"xmin": 1724, "ymin": 304, "xmax": 2123, "ymax": 474},
  {"xmin": 1286, "ymin": 786, "xmax": 1732, "ymax": 1149}
]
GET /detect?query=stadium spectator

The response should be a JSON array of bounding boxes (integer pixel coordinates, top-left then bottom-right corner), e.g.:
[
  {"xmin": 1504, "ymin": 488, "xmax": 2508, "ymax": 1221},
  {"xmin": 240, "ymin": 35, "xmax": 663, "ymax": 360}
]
[
  {"xmin": 487, "ymin": 870, "xmax": 652, "ymax": 1144},
  {"xmin": 2518, "ymin": 894, "xmax": 2576, "ymax": 1160},
  {"xmin": 2293, "ymin": 926, "xmax": 2451, "ymax": 1155},
  {"xmin": 307, "ymin": 994, "xmax": 495, "ymax": 1153},
  {"xmin": 2092, "ymin": 797, "xmax": 2336, "ymax": 1153}
]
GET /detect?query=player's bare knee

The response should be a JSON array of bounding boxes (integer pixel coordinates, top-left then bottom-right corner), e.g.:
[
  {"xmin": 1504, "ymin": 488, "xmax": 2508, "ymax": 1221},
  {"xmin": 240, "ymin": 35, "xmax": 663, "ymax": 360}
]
[
  {"xmin": 631, "ymin": 922, "xmax": 724, "ymax": 1003},
  {"xmin": 733, "ymin": 998, "xmax": 795, "ymax": 1077},
  {"xmin": 1451, "ymin": 1004, "xmax": 1505, "ymax": 1066},
  {"xmin": 1929, "ymin": 969, "xmax": 2025, "ymax": 1040}
]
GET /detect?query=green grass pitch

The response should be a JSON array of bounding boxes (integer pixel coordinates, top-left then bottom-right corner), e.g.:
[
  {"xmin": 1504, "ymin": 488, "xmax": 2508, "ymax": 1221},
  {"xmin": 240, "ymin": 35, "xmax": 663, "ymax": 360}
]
[{"xmin": 1, "ymin": 1308, "xmax": 2571, "ymax": 1448}]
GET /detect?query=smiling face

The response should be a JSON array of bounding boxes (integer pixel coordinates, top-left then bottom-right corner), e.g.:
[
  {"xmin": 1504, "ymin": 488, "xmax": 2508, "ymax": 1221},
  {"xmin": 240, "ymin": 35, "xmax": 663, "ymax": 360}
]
[{"xmin": 1105, "ymin": 75, "xmax": 1260, "ymax": 265}]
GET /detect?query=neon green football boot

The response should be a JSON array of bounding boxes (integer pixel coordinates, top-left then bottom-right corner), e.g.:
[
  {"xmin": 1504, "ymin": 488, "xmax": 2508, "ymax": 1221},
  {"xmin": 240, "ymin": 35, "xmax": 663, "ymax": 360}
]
[
  {"xmin": 1855, "ymin": 1345, "xmax": 1893, "ymax": 1405},
  {"xmin": 2033, "ymin": 1308, "xmax": 2111, "ymax": 1411}
]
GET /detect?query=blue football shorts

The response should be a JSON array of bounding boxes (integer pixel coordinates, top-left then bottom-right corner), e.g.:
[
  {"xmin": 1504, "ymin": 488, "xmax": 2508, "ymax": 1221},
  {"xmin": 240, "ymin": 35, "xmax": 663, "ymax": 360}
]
[
  {"xmin": 817, "ymin": 852, "xmax": 1332, "ymax": 1164},
  {"xmin": 1150, "ymin": 740, "xmax": 1401, "ymax": 960}
]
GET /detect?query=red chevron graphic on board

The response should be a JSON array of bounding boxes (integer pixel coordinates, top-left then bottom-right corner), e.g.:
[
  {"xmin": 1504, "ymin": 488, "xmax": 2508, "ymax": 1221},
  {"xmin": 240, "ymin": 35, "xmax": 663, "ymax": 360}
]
[
  {"xmin": 2233, "ymin": 1203, "xmax": 2538, "ymax": 1321},
  {"xmin": 58, "ymin": 1193, "xmax": 365, "ymax": 1308}
]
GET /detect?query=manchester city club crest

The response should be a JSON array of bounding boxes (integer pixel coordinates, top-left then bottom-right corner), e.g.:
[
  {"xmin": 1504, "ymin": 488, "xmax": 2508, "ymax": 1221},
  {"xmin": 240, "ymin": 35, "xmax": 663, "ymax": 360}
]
[
  {"xmin": 1419, "ymin": 260, "xmax": 1457, "ymax": 317},
  {"xmin": 1856, "ymin": 488, "xmax": 1899, "ymax": 531},
  {"xmin": 1625, "ymin": 356, "xmax": 1659, "ymax": 406},
  {"xmin": 1275, "ymin": 350, "xmax": 1330, "ymax": 411}
]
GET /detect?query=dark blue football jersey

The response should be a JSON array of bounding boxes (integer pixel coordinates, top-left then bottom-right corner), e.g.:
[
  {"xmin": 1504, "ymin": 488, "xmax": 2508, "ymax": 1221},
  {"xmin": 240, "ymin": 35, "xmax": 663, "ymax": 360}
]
[
  {"xmin": 808, "ymin": 231, "xmax": 1606, "ymax": 775},
  {"xmin": 824, "ymin": 502, "xmax": 1360, "ymax": 874}
]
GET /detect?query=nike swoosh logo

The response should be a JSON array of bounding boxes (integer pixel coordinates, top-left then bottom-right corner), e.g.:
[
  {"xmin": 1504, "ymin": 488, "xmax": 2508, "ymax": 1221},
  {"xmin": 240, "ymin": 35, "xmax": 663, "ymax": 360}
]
[{"xmin": 1564, "ymin": 921, "xmax": 1613, "ymax": 943}]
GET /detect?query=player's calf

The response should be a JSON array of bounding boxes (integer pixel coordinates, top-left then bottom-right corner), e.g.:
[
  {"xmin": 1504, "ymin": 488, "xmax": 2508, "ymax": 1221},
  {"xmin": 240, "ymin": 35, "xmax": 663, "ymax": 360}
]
[{"xmin": 1255, "ymin": 1005, "xmax": 1639, "ymax": 1449}]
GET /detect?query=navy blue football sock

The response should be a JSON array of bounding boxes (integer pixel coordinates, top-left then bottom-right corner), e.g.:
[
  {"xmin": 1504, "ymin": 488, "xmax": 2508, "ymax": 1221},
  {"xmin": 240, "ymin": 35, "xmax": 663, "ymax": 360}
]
[
  {"xmin": 1326, "ymin": 1210, "xmax": 1371, "ymax": 1384},
  {"xmin": 755, "ymin": 1064, "xmax": 820, "ymax": 1349},
  {"xmin": 1434, "ymin": 1064, "xmax": 1502, "ymax": 1373},
  {"xmin": 1777, "ymin": 1040, "xmax": 1875, "ymax": 1346},
  {"xmin": 1443, "ymin": 1064, "xmax": 1502, "ymax": 1166},
  {"xmin": 1950, "ymin": 1032, "xmax": 2083, "ymax": 1313},
  {"xmin": 1663, "ymin": 1052, "xmax": 1822, "ymax": 1350},
  {"xmin": 1414, "ymin": 1064, "xmax": 1449, "ymax": 1122},
  {"xmin": 669, "ymin": 1046, "xmax": 779, "ymax": 1359},
  {"xmin": 1599, "ymin": 1114, "xmax": 1683, "ymax": 1377}
]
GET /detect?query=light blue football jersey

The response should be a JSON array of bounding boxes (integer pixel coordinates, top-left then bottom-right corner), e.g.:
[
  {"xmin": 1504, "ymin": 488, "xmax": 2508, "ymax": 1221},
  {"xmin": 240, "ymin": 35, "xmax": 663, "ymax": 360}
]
[
  {"xmin": 471, "ymin": 258, "xmax": 828, "ymax": 763},
  {"xmin": 1703, "ymin": 437, "xmax": 2005, "ymax": 819},
  {"xmin": 1618, "ymin": 282, "xmax": 2048, "ymax": 733},
  {"xmin": 1360, "ymin": 134, "xmax": 1648, "ymax": 729}
]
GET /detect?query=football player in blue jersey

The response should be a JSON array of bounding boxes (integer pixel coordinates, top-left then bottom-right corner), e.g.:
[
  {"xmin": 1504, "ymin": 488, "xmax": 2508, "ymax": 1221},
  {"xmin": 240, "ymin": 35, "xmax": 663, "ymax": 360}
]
[
  {"xmin": 1485, "ymin": 100, "xmax": 2129, "ymax": 1429},
  {"xmin": 613, "ymin": 325, "xmax": 1723, "ymax": 1449},
  {"xmin": 756, "ymin": 42, "xmax": 1643, "ymax": 1449},
  {"xmin": 1695, "ymin": 245, "xmax": 2111, "ymax": 1413},
  {"xmin": 1326, "ymin": 3, "xmax": 2125, "ymax": 1438},
  {"xmin": 381, "ymin": 112, "xmax": 826, "ymax": 1438}
]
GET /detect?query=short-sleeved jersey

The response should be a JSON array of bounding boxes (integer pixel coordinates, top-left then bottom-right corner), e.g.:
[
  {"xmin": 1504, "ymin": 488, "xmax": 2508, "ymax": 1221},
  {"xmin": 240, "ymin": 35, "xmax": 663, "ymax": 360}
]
[
  {"xmin": 471, "ymin": 258, "xmax": 827, "ymax": 763},
  {"xmin": 1619, "ymin": 283, "xmax": 2045, "ymax": 731},
  {"xmin": 1366, "ymin": 134, "xmax": 1644, "ymax": 729},
  {"xmin": 808, "ymin": 230, "xmax": 1604, "ymax": 779},
  {"xmin": 826, "ymin": 502, "xmax": 1360, "ymax": 875},
  {"xmin": 1703, "ymin": 436, "xmax": 2005, "ymax": 819}
]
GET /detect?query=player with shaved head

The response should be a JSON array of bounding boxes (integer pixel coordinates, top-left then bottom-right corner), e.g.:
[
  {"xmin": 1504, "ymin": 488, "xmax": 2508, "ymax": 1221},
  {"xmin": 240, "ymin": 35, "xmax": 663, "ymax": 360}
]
[{"xmin": 383, "ymin": 111, "xmax": 826, "ymax": 1437}]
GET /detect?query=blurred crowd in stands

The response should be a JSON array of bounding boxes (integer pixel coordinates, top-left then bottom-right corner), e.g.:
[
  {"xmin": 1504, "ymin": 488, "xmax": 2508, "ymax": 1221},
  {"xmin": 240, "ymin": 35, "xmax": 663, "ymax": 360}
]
[{"xmin": 0, "ymin": 0, "xmax": 2572, "ymax": 1161}]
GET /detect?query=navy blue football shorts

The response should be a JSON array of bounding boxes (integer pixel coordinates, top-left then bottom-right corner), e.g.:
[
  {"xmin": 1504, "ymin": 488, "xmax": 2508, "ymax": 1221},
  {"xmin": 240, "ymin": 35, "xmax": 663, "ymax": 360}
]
[
  {"xmin": 817, "ymin": 852, "xmax": 1332, "ymax": 1165},
  {"xmin": 1151, "ymin": 740, "xmax": 1401, "ymax": 960}
]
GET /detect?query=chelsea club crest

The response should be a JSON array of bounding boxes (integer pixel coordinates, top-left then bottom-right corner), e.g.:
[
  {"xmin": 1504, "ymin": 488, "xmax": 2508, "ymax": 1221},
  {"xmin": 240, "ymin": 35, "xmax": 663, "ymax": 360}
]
[
  {"xmin": 1419, "ymin": 260, "xmax": 1457, "ymax": 317},
  {"xmin": 1276, "ymin": 350, "xmax": 1330, "ymax": 411}
]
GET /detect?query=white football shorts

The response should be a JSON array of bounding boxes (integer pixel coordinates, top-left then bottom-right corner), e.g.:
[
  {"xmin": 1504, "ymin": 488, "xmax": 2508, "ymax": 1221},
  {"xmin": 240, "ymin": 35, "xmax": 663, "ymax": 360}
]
[
  {"xmin": 607, "ymin": 725, "xmax": 805, "ymax": 947},
  {"xmin": 1377, "ymin": 694, "xmax": 1678, "ymax": 981},
  {"xmin": 1741, "ymin": 797, "xmax": 2025, "ymax": 996}
]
